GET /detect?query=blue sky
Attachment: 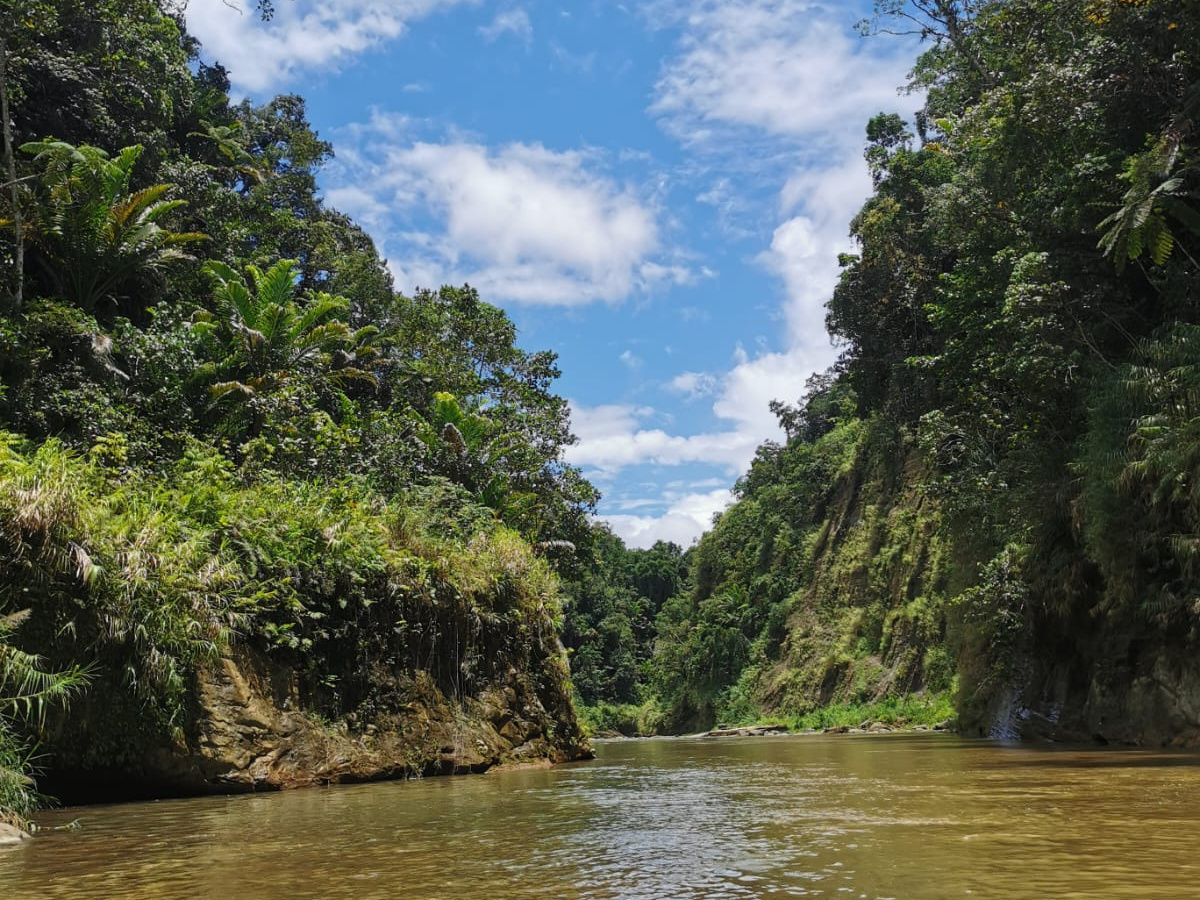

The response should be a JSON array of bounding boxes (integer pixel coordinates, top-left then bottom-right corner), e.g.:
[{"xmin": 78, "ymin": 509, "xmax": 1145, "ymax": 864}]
[{"xmin": 185, "ymin": 0, "xmax": 922, "ymax": 548}]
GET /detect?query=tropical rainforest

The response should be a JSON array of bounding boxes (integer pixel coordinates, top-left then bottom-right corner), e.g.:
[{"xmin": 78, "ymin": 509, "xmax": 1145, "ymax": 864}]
[
  {"xmin": 567, "ymin": 0, "xmax": 1200, "ymax": 742},
  {"xmin": 0, "ymin": 0, "xmax": 599, "ymax": 823},
  {"xmin": 1, "ymin": 0, "xmax": 1198, "ymax": 826}
]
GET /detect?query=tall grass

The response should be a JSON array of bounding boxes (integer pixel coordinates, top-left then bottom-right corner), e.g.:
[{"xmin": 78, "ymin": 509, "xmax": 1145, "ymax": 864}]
[{"xmin": 792, "ymin": 693, "xmax": 956, "ymax": 731}]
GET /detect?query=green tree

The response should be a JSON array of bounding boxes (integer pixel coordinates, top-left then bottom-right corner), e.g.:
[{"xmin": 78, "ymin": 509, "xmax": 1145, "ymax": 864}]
[
  {"xmin": 0, "ymin": 25, "xmax": 24, "ymax": 311},
  {"xmin": 193, "ymin": 258, "xmax": 377, "ymax": 437},
  {"xmin": 396, "ymin": 284, "xmax": 597, "ymax": 551},
  {"xmin": 18, "ymin": 140, "xmax": 204, "ymax": 316}
]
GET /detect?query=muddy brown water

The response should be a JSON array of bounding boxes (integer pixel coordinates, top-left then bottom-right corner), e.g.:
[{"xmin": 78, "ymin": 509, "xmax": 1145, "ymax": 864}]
[{"xmin": 3, "ymin": 733, "xmax": 1199, "ymax": 899}]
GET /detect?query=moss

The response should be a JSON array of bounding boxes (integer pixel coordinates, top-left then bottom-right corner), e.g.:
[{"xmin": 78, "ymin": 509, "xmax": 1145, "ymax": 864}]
[{"xmin": 757, "ymin": 418, "xmax": 963, "ymax": 721}]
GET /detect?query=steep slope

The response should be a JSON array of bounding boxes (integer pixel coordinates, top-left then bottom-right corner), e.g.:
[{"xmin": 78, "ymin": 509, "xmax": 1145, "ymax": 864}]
[{"xmin": 649, "ymin": 0, "xmax": 1200, "ymax": 744}]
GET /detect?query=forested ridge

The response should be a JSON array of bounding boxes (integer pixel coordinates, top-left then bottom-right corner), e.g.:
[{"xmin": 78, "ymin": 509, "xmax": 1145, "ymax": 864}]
[
  {"xmin": 0, "ymin": 0, "xmax": 596, "ymax": 824},
  {"xmin": 1, "ymin": 0, "xmax": 1199, "ymax": 827},
  {"xmin": 569, "ymin": 0, "xmax": 1200, "ymax": 742}
]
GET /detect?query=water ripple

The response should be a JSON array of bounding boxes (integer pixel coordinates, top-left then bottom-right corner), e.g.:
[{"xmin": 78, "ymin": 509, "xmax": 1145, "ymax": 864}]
[{"xmin": 4, "ymin": 735, "xmax": 1200, "ymax": 899}]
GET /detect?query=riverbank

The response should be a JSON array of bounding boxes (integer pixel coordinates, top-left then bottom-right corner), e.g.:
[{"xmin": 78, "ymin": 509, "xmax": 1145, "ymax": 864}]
[
  {"xmin": 578, "ymin": 692, "xmax": 956, "ymax": 739},
  {"xmin": 35, "ymin": 645, "xmax": 591, "ymax": 808}
]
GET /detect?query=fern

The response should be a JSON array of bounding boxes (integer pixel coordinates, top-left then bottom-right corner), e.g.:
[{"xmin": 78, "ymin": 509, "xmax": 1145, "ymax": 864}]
[{"xmin": 1098, "ymin": 129, "xmax": 1199, "ymax": 273}]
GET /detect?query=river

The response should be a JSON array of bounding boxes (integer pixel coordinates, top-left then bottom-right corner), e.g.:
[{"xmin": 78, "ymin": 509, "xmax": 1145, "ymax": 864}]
[{"xmin": 2, "ymin": 732, "xmax": 1199, "ymax": 899}]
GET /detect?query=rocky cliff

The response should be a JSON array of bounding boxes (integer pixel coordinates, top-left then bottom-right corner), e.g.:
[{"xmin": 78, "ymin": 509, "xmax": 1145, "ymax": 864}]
[
  {"xmin": 751, "ymin": 421, "xmax": 1200, "ymax": 748},
  {"xmin": 43, "ymin": 635, "xmax": 589, "ymax": 803},
  {"xmin": 755, "ymin": 426, "xmax": 958, "ymax": 721},
  {"xmin": 980, "ymin": 622, "xmax": 1200, "ymax": 748}
]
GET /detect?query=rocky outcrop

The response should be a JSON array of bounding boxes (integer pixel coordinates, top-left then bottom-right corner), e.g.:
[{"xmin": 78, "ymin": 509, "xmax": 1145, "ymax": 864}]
[
  {"xmin": 820, "ymin": 720, "xmax": 954, "ymax": 735},
  {"xmin": 43, "ymin": 640, "xmax": 591, "ymax": 802},
  {"xmin": 744, "ymin": 425, "xmax": 1200, "ymax": 749},
  {"xmin": 756, "ymin": 440, "xmax": 955, "ymax": 721},
  {"xmin": 183, "ymin": 650, "xmax": 589, "ymax": 791},
  {"xmin": 985, "ymin": 628, "xmax": 1200, "ymax": 748}
]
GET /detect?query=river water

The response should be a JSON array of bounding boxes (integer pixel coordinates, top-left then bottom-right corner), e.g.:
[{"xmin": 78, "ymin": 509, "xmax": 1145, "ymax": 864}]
[{"xmin": 3, "ymin": 732, "xmax": 1199, "ymax": 899}]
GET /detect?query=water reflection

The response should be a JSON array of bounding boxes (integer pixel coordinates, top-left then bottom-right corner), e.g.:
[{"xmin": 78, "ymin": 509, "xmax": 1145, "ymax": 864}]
[{"xmin": 3, "ymin": 734, "xmax": 1200, "ymax": 899}]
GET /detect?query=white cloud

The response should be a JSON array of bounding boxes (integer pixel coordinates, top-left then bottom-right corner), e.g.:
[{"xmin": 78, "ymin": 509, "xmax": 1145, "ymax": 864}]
[
  {"xmin": 479, "ymin": 8, "xmax": 533, "ymax": 43},
  {"xmin": 570, "ymin": 404, "xmax": 654, "ymax": 445},
  {"xmin": 619, "ymin": 349, "xmax": 643, "ymax": 369},
  {"xmin": 638, "ymin": 261, "xmax": 704, "ymax": 289},
  {"xmin": 667, "ymin": 371, "xmax": 717, "ymax": 401},
  {"xmin": 568, "ymin": 340, "xmax": 824, "ymax": 478},
  {"xmin": 779, "ymin": 154, "xmax": 873, "ymax": 222},
  {"xmin": 328, "ymin": 132, "xmax": 675, "ymax": 305},
  {"xmin": 651, "ymin": 0, "xmax": 912, "ymax": 146},
  {"xmin": 765, "ymin": 154, "xmax": 877, "ymax": 341},
  {"xmin": 758, "ymin": 215, "xmax": 842, "ymax": 349},
  {"xmin": 549, "ymin": 42, "xmax": 598, "ymax": 74},
  {"xmin": 184, "ymin": 0, "xmax": 479, "ymax": 94},
  {"xmin": 666, "ymin": 478, "xmax": 728, "ymax": 492},
  {"xmin": 604, "ymin": 488, "xmax": 734, "ymax": 549},
  {"xmin": 612, "ymin": 497, "xmax": 664, "ymax": 512},
  {"xmin": 560, "ymin": 1, "xmax": 918, "ymax": 548},
  {"xmin": 714, "ymin": 344, "xmax": 832, "ymax": 434},
  {"xmin": 571, "ymin": 339, "xmax": 838, "ymax": 545},
  {"xmin": 649, "ymin": 0, "xmax": 916, "ymax": 348},
  {"xmin": 565, "ymin": 406, "xmax": 763, "ymax": 476},
  {"xmin": 321, "ymin": 184, "xmax": 391, "ymax": 231}
]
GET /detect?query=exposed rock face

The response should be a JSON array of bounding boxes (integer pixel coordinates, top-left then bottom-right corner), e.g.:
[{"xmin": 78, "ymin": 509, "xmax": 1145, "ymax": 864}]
[
  {"xmin": 757, "ymin": 446, "xmax": 953, "ymax": 723},
  {"xmin": 994, "ymin": 629, "xmax": 1200, "ymax": 748},
  {"xmin": 185, "ymin": 649, "xmax": 589, "ymax": 791},
  {"xmin": 43, "ymin": 641, "xmax": 591, "ymax": 802},
  {"xmin": 748, "ymin": 432, "xmax": 1200, "ymax": 750}
]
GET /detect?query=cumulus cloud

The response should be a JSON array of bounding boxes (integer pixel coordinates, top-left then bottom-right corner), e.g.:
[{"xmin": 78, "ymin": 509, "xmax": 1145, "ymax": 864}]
[
  {"xmin": 570, "ymin": 341, "xmax": 830, "ymax": 468},
  {"xmin": 638, "ymin": 261, "xmax": 705, "ymax": 289},
  {"xmin": 327, "ymin": 131, "xmax": 675, "ymax": 305},
  {"xmin": 765, "ymin": 155, "xmax": 878, "ymax": 342},
  {"xmin": 603, "ymin": 488, "xmax": 734, "ymax": 549},
  {"xmin": 715, "ymin": 344, "xmax": 833, "ymax": 431},
  {"xmin": 184, "ymin": 0, "xmax": 479, "ymax": 94},
  {"xmin": 651, "ymin": 0, "xmax": 912, "ymax": 147},
  {"xmin": 667, "ymin": 371, "xmax": 717, "ymax": 401},
  {"xmin": 570, "ymin": 404, "xmax": 654, "ymax": 445},
  {"xmin": 574, "ymin": 339, "xmax": 840, "ymax": 544},
  {"xmin": 566, "ymin": 401, "xmax": 763, "ymax": 476},
  {"xmin": 759, "ymin": 215, "xmax": 844, "ymax": 349},
  {"xmin": 565, "ymin": 1, "xmax": 918, "ymax": 547}
]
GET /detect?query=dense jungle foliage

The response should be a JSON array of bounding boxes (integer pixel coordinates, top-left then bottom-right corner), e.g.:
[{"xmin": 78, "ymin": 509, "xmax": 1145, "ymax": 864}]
[
  {"xmin": 0, "ymin": 0, "xmax": 599, "ymax": 822},
  {"xmin": 627, "ymin": 0, "xmax": 1200, "ymax": 733},
  {"xmin": 2, "ymin": 0, "xmax": 1198, "ymax": 820}
]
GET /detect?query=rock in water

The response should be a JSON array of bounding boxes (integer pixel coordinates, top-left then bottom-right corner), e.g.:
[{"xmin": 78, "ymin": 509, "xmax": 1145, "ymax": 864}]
[
  {"xmin": 0, "ymin": 823, "xmax": 29, "ymax": 846},
  {"xmin": 704, "ymin": 724, "xmax": 789, "ymax": 737}
]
